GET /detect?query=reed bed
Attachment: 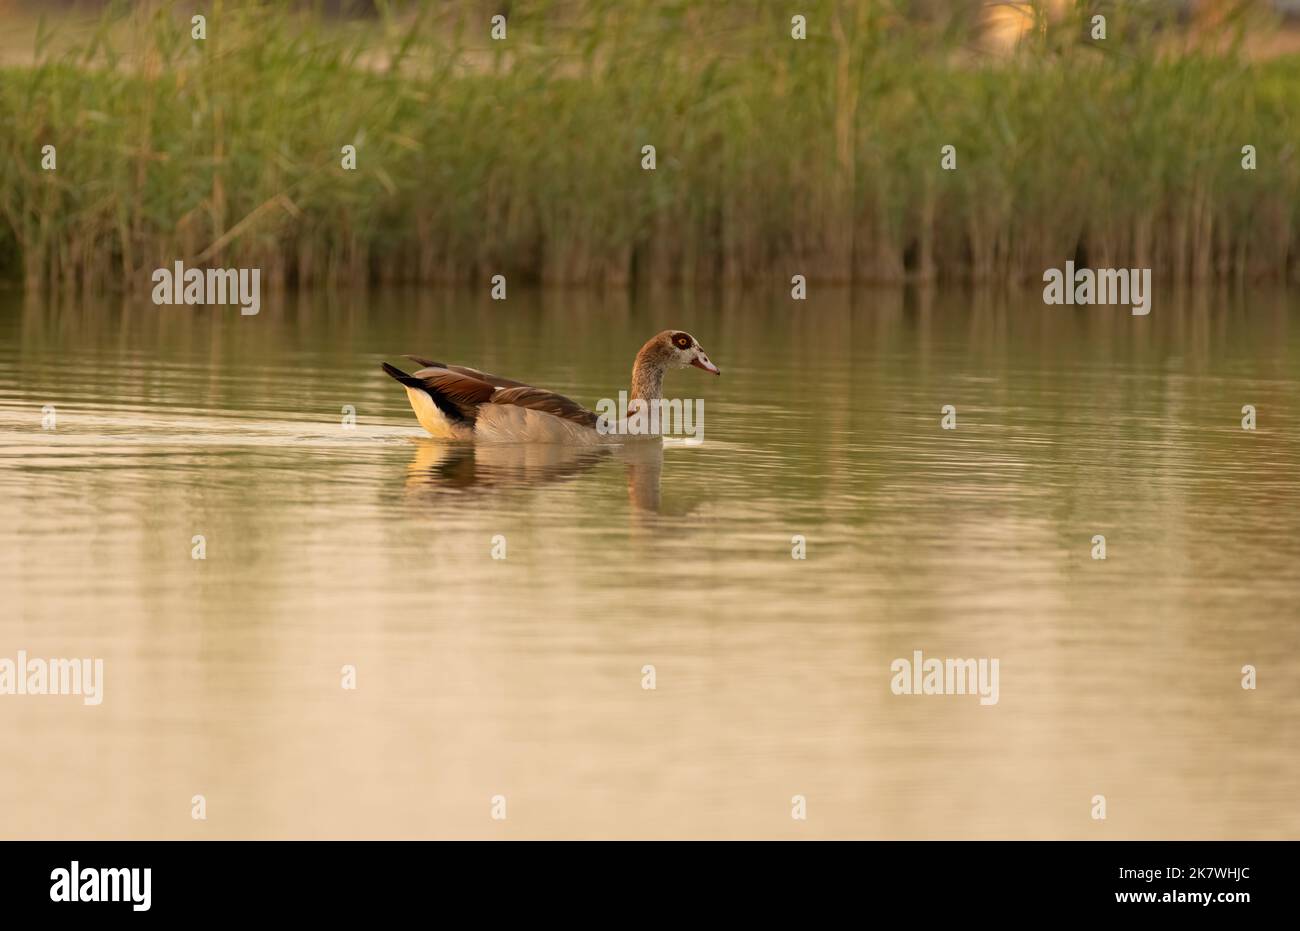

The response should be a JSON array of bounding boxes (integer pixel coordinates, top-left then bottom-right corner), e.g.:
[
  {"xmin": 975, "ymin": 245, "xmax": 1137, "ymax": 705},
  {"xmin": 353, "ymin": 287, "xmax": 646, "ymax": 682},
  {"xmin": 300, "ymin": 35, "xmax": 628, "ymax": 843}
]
[{"xmin": 1, "ymin": 0, "xmax": 1298, "ymax": 292}]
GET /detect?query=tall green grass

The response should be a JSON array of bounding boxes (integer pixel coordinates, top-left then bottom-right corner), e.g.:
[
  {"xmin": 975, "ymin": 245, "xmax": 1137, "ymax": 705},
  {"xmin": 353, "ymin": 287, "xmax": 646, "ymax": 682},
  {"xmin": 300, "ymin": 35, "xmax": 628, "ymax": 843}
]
[{"xmin": 1, "ymin": 0, "xmax": 1298, "ymax": 291}]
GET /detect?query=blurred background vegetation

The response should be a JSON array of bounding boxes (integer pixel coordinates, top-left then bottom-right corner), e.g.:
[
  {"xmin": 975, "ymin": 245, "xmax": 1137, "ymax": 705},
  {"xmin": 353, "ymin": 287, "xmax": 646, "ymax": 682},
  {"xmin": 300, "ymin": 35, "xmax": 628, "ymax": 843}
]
[{"xmin": 1, "ymin": 0, "xmax": 1299, "ymax": 291}]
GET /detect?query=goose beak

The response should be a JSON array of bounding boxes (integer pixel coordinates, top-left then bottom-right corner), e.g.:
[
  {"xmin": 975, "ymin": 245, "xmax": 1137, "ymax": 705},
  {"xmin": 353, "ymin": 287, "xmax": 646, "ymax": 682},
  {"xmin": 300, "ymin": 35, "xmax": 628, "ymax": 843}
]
[{"xmin": 691, "ymin": 355, "xmax": 721, "ymax": 375}]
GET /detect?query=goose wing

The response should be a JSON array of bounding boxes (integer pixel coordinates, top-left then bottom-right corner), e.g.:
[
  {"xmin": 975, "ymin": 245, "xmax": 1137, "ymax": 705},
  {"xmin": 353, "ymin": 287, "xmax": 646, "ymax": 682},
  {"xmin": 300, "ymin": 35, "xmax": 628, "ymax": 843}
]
[
  {"xmin": 384, "ymin": 361, "xmax": 597, "ymax": 430},
  {"xmin": 488, "ymin": 385, "xmax": 599, "ymax": 429},
  {"xmin": 404, "ymin": 355, "xmax": 529, "ymax": 389},
  {"xmin": 382, "ymin": 363, "xmax": 496, "ymax": 426}
]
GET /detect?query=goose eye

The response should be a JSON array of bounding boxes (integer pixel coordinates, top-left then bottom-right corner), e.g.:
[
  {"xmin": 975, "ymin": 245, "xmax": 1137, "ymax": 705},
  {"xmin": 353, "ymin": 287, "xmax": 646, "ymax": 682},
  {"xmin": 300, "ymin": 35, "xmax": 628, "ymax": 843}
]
[{"xmin": 674, "ymin": 335, "xmax": 690, "ymax": 349}]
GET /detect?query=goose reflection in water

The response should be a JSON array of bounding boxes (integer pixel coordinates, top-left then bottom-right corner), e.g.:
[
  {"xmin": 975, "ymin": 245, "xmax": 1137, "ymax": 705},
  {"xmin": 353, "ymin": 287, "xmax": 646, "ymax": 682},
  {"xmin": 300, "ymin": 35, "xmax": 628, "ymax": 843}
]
[{"xmin": 402, "ymin": 438, "xmax": 699, "ymax": 517}]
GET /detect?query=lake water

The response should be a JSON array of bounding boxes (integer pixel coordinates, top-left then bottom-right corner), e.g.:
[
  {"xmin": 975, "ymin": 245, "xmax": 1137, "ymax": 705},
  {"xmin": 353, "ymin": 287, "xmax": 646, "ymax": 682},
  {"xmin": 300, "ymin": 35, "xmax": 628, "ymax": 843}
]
[{"xmin": 1, "ymin": 286, "xmax": 1297, "ymax": 839}]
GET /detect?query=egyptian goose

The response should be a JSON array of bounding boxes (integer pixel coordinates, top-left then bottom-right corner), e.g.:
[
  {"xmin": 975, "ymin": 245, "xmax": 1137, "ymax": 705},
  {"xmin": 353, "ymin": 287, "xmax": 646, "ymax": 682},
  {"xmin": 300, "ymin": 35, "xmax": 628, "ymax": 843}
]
[{"xmin": 382, "ymin": 330, "xmax": 720, "ymax": 444}]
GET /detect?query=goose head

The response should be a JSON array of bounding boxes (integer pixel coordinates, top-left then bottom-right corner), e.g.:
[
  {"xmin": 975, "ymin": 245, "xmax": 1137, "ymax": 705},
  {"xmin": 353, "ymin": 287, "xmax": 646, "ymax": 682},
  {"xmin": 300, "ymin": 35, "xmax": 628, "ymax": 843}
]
[
  {"xmin": 630, "ymin": 330, "xmax": 720, "ymax": 401},
  {"xmin": 661, "ymin": 330, "xmax": 720, "ymax": 375}
]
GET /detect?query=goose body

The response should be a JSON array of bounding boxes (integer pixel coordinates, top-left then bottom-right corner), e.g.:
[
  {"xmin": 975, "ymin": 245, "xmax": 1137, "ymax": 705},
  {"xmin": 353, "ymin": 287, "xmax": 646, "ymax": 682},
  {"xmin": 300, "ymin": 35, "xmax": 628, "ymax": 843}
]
[{"xmin": 383, "ymin": 330, "xmax": 719, "ymax": 444}]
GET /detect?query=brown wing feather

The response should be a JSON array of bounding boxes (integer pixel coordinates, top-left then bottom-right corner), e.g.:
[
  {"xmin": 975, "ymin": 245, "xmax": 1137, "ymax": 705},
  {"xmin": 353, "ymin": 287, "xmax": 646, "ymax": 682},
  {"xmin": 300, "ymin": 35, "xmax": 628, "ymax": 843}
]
[
  {"xmin": 406, "ymin": 355, "xmax": 531, "ymax": 389},
  {"xmin": 490, "ymin": 386, "xmax": 599, "ymax": 428},
  {"xmin": 410, "ymin": 367, "xmax": 498, "ymax": 425},
  {"xmin": 446, "ymin": 365, "xmax": 530, "ymax": 389}
]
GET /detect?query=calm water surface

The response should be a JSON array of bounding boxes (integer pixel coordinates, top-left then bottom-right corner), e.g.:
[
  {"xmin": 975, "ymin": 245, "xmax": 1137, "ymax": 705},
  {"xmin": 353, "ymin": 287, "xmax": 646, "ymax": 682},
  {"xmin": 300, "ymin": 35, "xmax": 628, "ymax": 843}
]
[{"xmin": 1, "ymin": 287, "xmax": 1297, "ymax": 839}]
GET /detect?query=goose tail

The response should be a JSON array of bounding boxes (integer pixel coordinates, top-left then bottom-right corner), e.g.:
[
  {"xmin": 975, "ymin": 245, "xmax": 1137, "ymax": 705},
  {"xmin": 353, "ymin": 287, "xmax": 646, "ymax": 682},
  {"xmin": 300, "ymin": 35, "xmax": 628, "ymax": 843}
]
[
  {"xmin": 381, "ymin": 361, "xmax": 427, "ymax": 391},
  {"xmin": 382, "ymin": 360, "xmax": 477, "ymax": 432}
]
